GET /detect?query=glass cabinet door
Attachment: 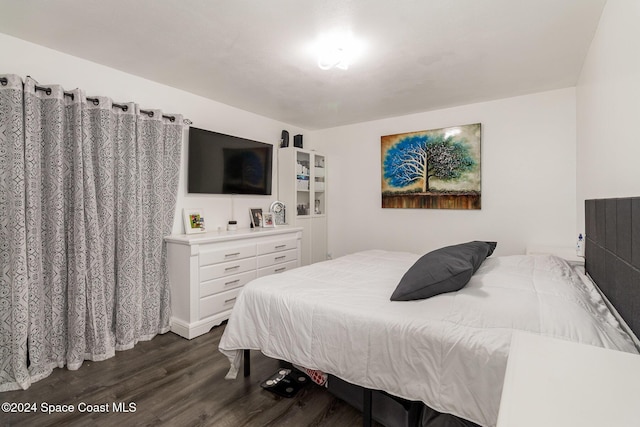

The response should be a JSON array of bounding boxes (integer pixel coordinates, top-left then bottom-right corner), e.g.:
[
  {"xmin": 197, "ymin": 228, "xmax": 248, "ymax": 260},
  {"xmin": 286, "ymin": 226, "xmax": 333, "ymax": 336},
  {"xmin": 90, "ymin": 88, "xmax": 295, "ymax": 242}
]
[
  {"xmin": 296, "ymin": 151, "xmax": 311, "ymax": 217},
  {"xmin": 313, "ymin": 154, "xmax": 325, "ymax": 215}
]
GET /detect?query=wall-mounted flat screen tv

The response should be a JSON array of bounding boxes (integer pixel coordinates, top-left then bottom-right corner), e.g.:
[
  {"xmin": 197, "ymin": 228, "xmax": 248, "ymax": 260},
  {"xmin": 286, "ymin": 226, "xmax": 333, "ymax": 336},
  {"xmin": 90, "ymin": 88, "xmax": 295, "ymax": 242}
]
[{"xmin": 188, "ymin": 127, "xmax": 273, "ymax": 195}]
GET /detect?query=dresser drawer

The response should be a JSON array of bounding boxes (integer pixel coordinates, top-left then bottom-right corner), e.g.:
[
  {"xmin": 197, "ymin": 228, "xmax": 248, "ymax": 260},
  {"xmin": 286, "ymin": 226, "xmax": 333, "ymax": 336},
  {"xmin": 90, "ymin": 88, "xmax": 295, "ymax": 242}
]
[
  {"xmin": 257, "ymin": 248, "xmax": 297, "ymax": 268},
  {"xmin": 199, "ymin": 288, "xmax": 241, "ymax": 319},
  {"xmin": 199, "ymin": 243, "xmax": 256, "ymax": 266},
  {"xmin": 200, "ymin": 270, "xmax": 257, "ymax": 298},
  {"xmin": 200, "ymin": 257, "xmax": 257, "ymax": 282},
  {"xmin": 257, "ymin": 260, "xmax": 298, "ymax": 277},
  {"xmin": 257, "ymin": 238, "xmax": 298, "ymax": 255}
]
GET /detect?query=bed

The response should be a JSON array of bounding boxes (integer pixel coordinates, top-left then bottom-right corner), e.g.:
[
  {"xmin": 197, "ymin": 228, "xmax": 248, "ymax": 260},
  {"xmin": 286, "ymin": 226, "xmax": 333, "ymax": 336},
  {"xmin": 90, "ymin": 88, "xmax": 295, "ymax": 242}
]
[{"xmin": 219, "ymin": 197, "xmax": 640, "ymax": 427}]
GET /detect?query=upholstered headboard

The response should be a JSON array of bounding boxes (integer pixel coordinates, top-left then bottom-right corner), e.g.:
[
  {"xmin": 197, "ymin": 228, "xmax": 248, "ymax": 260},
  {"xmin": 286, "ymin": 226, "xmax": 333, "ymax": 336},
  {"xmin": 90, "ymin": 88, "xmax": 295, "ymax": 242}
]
[{"xmin": 585, "ymin": 197, "xmax": 640, "ymax": 339}]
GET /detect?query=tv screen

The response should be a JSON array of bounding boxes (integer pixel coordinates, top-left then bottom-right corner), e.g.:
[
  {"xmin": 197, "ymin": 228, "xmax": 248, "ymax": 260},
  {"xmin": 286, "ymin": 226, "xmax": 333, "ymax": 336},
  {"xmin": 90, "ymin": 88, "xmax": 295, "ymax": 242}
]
[{"xmin": 188, "ymin": 127, "xmax": 273, "ymax": 195}]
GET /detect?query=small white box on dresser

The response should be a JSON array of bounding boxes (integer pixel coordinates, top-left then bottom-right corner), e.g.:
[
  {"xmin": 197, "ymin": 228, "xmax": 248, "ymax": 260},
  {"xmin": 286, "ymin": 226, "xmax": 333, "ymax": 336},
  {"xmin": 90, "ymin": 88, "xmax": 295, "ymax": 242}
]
[{"xmin": 165, "ymin": 226, "xmax": 302, "ymax": 339}]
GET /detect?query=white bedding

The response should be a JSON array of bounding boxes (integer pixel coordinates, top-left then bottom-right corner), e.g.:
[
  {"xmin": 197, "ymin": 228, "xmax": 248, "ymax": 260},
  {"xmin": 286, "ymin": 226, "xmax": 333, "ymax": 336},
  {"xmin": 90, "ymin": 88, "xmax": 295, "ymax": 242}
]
[{"xmin": 218, "ymin": 250, "xmax": 638, "ymax": 427}]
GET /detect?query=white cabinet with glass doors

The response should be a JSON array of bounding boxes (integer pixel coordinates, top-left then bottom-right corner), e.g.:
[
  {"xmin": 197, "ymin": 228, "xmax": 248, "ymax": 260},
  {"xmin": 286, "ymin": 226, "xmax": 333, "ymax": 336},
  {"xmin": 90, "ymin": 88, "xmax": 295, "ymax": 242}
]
[{"xmin": 278, "ymin": 148, "xmax": 327, "ymax": 265}]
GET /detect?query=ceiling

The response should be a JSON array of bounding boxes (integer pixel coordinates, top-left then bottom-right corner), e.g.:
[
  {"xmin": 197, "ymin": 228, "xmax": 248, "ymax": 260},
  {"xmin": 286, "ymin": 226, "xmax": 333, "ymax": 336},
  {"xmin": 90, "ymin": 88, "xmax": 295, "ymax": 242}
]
[{"xmin": 0, "ymin": 0, "xmax": 606, "ymax": 130}]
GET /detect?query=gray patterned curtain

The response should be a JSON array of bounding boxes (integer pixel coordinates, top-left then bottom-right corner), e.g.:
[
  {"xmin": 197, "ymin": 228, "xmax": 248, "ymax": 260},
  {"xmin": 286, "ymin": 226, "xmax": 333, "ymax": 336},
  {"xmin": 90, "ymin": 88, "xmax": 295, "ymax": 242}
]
[{"xmin": 0, "ymin": 74, "xmax": 183, "ymax": 391}]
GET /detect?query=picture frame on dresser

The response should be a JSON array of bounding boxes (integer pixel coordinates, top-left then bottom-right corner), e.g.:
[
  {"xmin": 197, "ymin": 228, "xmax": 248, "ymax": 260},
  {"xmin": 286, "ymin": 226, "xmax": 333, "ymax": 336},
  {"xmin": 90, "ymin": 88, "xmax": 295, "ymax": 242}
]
[
  {"xmin": 183, "ymin": 208, "xmax": 206, "ymax": 234},
  {"xmin": 262, "ymin": 213, "xmax": 275, "ymax": 228},
  {"xmin": 249, "ymin": 208, "xmax": 263, "ymax": 228}
]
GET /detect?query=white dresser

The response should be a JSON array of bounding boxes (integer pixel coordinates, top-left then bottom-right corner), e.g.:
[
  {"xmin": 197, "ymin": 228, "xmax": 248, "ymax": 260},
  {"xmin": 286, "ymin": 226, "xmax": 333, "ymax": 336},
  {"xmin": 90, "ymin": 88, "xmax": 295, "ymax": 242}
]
[{"xmin": 165, "ymin": 226, "xmax": 303, "ymax": 339}]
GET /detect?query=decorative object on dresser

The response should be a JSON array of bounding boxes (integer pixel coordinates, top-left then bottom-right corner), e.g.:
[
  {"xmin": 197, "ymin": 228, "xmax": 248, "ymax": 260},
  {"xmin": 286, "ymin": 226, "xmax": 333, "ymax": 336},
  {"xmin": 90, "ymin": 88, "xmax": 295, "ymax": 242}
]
[
  {"xmin": 381, "ymin": 123, "xmax": 481, "ymax": 210},
  {"xmin": 165, "ymin": 227, "xmax": 302, "ymax": 339},
  {"xmin": 183, "ymin": 208, "xmax": 206, "ymax": 234},
  {"xmin": 262, "ymin": 213, "xmax": 275, "ymax": 228},
  {"xmin": 278, "ymin": 147, "xmax": 327, "ymax": 265},
  {"xmin": 270, "ymin": 200, "xmax": 286, "ymax": 225},
  {"xmin": 249, "ymin": 208, "xmax": 263, "ymax": 228}
]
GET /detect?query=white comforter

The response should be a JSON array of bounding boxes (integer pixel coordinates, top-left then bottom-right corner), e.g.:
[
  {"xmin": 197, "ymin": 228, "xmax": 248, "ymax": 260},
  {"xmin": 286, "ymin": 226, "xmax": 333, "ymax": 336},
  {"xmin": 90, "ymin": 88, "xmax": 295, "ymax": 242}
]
[{"xmin": 218, "ymin": 250, "xmax": 638, "ymax": 427}]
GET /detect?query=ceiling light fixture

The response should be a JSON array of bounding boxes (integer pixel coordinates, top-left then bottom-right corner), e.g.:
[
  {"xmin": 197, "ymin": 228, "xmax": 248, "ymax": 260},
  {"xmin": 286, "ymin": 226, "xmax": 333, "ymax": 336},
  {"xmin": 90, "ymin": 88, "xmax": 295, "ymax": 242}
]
[
  {"xmin": 315, "ymin": 32, "xmax": 363, "ymax": 71},
  {"xmin": 318, "ymin": 45, "xmax": 349, "ymax": 70}
]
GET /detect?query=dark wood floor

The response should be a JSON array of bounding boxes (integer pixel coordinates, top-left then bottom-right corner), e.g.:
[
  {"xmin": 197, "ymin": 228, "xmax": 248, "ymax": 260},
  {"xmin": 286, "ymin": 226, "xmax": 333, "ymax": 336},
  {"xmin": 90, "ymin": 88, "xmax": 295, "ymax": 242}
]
[{"xmin": 1, "ymin": 324, "xmax": 378, "ymax": 427}]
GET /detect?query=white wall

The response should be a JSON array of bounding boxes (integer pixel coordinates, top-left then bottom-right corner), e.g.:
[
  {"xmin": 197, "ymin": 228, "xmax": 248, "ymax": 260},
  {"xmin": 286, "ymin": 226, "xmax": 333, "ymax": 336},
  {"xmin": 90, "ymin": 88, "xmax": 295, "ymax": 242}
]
[
  {"xmin": 1, "ymin": 31, "xmax": 583, "ymax": 257},
  {"xmin": 310, "ymin": 88, "xmax": 577, "ymax": 257},
  {"xmin": 576, "ymin": 0, "xmax": 640, "ymax": 231},
  {"xmin": 0, "ymin": 32, "xmax": 306, "ymax": 234}
]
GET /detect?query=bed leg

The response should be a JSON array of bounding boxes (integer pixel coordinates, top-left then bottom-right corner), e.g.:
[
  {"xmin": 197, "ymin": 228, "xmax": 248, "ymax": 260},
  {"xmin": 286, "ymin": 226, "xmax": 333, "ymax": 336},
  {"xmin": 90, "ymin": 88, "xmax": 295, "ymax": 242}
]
[
  {"xmin": 363, "ymin": 388, "xmax": 372, "ymax": 427},
  {"xmin": 243, "ymin": 349, "xmax": 250, "ymax": 377}
]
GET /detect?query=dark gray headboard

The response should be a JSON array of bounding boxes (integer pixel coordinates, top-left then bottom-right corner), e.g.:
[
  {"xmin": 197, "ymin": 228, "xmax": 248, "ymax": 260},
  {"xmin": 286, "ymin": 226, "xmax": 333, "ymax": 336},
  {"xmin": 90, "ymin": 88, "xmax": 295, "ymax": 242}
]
[{"xmin": 585, "ymin": 197, "xmax": 640, "ymax": 339}]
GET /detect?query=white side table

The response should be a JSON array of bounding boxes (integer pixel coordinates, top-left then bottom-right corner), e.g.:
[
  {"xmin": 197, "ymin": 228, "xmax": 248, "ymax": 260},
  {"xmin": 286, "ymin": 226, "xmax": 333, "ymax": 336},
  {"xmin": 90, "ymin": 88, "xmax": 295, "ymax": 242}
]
[{"xmin": 497, "ymin": 332, "xmax": 640, "ymax": 427}]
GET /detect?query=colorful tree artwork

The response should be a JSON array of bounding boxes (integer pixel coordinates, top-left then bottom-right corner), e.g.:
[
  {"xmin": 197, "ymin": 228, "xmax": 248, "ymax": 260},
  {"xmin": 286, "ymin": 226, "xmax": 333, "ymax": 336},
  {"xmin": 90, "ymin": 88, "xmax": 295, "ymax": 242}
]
[{"xmin": 381, "ymin": 123, "xmax": 481, "ymax": 209}]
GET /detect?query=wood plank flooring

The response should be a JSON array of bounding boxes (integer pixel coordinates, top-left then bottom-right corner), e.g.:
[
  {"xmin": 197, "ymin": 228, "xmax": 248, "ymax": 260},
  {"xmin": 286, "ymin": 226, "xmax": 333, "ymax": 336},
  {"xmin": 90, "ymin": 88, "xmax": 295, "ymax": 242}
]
[{"xmin": 1, "ymin": 324, "xmax": 379, "ymax": 427}]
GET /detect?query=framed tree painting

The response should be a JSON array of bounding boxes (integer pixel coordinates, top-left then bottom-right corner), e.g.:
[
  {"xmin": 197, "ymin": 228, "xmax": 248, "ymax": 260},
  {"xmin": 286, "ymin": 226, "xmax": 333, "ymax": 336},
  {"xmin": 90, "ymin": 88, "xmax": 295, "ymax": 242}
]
[{"xmin": 381, "ymin": 123, "xmax": 481, "ymax": 210}]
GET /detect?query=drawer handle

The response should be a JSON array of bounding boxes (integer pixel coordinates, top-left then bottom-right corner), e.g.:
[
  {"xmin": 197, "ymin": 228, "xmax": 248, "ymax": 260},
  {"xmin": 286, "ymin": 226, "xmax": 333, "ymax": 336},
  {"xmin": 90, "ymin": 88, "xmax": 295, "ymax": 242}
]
[
  {"xmin": 275, "ymin": 255, "xmax": 286, "ymax": 260},
  {"xmin": 225, "ymin": 252, "xmax": 240, "ymax": 258},
  {"xmin": 225, "ymin": 265, "xmax": 240, "ymax": 271},
  {"xmin": 225, "ymin": 279, "xmax": 240, "ymax": 286},
  {"xmin": 275, "ymin": 244, "xmax": 286, "ymax": 249},
  {"xmin": 224, "ymin": 297, "xmax": 237, "ymax": 304},
  {"xmin": 275, "ymin": 267, "xmax": 286, "ymax": 273}
]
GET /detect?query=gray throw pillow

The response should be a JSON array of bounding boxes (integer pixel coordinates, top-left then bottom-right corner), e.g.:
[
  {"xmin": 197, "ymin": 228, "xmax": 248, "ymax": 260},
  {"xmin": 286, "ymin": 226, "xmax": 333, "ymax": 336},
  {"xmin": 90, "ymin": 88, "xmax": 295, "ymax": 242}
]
[{"xmin": 390, "ymin": 241, "xmax": 497, "ymax": 301}]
